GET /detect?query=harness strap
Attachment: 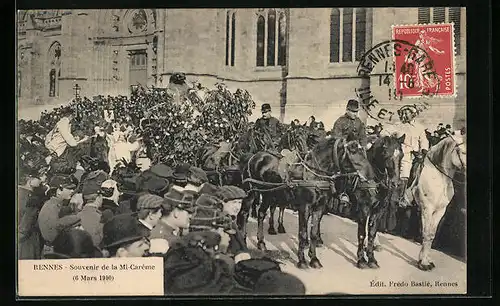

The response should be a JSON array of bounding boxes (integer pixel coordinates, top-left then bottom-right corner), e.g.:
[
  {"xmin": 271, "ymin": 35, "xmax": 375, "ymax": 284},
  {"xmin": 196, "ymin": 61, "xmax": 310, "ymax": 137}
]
[{"xmin": 333, "ymin": 138, "xmax": 342, "ymax": 170}]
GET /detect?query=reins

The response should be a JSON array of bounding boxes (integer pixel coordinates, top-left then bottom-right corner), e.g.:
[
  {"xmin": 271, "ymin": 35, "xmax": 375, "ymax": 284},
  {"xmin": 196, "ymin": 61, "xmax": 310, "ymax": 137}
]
[{"xmin": 425, "ymin": 138, "xmax": 466, "ymax": 185}]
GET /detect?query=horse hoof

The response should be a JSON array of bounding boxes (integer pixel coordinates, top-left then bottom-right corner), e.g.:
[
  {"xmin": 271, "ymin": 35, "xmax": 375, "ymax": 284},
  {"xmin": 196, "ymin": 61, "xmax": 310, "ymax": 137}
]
[
  {"xmin": 277, "ymin": 226, "xmax": 286, "ymax": 234},
  {"xmin": 374, "ymin": 245, "xmax": 383, "ymax": 252},
  {"xmin": 310, "ymin": 258, "xmax": 323, "ymax": 269},
  {"xmin": 268, "ymin": 228, "xmax": 277, "ymax": 235},
  {"xmin": 357, "ymin": 259, "xmax": 369, "ymax": 269},
  {"xmin": 297, "ymin": 261, "xmax": 309, "ymax": 269},
  {"xmin": 417, "ymin": 260, "xmax": 435, "ymax": 271},
  {"xmin": 368, "ymin": 260, "xmax": 380, "ymax": 269},
  {"xmin": 257, "ymin": 242, "xmax": 267, "ymax": 251}
]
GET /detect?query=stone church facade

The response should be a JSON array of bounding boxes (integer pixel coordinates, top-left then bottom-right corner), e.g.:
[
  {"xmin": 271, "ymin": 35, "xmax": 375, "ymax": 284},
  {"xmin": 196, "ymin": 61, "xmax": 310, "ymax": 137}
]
[{"xmin": 17, "ymin": 8, "xmax": 466, "ymax": 128}]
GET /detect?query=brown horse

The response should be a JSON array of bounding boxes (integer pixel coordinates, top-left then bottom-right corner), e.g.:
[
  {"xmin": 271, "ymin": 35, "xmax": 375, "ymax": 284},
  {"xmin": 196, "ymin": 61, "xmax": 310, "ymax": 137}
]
[{"xmin": 237, "ymin": 135, "xmax": 376, "ymax": 269}]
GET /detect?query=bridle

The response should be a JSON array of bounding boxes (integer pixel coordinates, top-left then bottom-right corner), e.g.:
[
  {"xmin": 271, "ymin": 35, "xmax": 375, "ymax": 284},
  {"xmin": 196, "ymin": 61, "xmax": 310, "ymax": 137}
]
[{"xmin": 426, "ymin": 137, "xmax": 466, "ymax": 184}]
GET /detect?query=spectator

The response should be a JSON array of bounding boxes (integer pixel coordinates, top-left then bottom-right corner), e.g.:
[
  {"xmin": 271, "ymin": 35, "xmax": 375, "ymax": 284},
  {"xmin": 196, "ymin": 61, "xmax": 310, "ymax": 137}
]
[
  {"xmin": 148, "ymin": 195, "xmax": 195, "ymax": 255},
  {"xmin": 38, "ymin": 175, "xmax": 78, "ymax": 256},
  {"xmin": 136, "ymin": 194, "xmax": 165, "ymax": 237},
  {"xmin": 18, "ymin": 168, "xmax": 49, "ymax": 260},
  {"xmin": 101, "ymin": 213, "xmax": 151, "ymax": 258},
  {"xmin": 77, "ymin": 170, "xmax": 109, "ymax": 247}
]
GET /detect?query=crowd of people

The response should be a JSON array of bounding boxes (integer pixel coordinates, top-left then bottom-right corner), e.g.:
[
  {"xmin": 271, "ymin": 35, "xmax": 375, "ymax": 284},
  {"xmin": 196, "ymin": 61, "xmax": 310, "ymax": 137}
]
[
  {"xmin": 18, "ymin": 103, "xmax": 308, "ymax": 295},
  {"xmin": 18, "ymin": 75, "xmax": 466, "ymax": 295}
]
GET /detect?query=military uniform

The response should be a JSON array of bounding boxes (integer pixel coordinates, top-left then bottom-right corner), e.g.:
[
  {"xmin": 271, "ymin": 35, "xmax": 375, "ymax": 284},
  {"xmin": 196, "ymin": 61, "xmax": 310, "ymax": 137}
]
[
  {"xmin": 331, "ymin": 114, "xmax": 367, "ymax": 147},
  {"xmin": 254, "ymin": 103, "xmax": 283, "ymax": 150}
]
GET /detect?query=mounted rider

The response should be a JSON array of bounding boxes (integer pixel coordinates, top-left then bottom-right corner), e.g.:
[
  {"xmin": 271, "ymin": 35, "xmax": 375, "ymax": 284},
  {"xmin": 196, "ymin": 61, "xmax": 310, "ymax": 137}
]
[
  {"xmin": 330, "ymin": 99, "xmax": 367, "ymax": 210},
  {"xmin": 381, "ymin": 109, "xmax": 429, "ymax": 208},
  {"xmin": 254, "ymin": 103, "xmax": 283, "ymax": 153},
  {"xmin": 331, "ymin": 99, "xmax": 368, "ymax": 148}
]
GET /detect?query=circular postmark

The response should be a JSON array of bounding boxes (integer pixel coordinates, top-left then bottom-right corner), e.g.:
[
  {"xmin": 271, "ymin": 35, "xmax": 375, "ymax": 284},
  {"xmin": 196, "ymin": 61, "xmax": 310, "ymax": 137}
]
[{"xmin": 355, "ymin": 39, "xmax": 440, "ymax": 125}]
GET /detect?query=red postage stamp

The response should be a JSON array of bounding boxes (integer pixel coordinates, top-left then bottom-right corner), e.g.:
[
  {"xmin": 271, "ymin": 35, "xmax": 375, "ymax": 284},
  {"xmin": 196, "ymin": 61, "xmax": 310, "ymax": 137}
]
[{"xmin": 392, "ymin": 23, "xmax": 456, "ymax": 98}]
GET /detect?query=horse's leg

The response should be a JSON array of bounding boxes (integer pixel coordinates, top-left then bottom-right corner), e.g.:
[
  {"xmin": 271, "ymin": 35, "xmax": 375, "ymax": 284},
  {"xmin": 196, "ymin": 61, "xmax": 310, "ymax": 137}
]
[
  {"xmin": 418, "ymin": 205, "xmax": 447, "ymax": 271},
  {"xmin": 296, "ymin": 203, "xmax": 310, "ymax": 269},
  {"xmin": 316, "ymin": 204, "xmax": 326, "ymax": 247},
  {"xmin": 251, "ymin": 194, "xmax": 260, "ymax": 219},
  {"xmin": 237, "ymin": 191, "xmax": 255, "ymax": 241},
  {"xmin": 257, "ymin": 193, "xmax": 270, "ymax": 251},
  {"xmin": 356, "ymin": 206, "xmax": 370, "ymax": 269},
  {"xmin": 277, "ymin": 205, "xmax": 286, "ymax": 233},
  {"xmin": 308, "ymin": 206, "xmax": 324, "ymax": 269},
  {"xmin": 268, "ymin": 202, "xmax": 277, "ymax": 235},
  {"xmin": 366, "ymin": 212, "xmax": 381, "ymax": 269}
]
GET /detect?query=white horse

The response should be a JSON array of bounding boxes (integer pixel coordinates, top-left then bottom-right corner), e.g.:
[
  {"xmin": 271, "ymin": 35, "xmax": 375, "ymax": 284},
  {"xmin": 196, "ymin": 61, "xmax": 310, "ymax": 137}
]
[{"xmin": 410, "ymin": 134, "xmax": 466, "ymax": 271}]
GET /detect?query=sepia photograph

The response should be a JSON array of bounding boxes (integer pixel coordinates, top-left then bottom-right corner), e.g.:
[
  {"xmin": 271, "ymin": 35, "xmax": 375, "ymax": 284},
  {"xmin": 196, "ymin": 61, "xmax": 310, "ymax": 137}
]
[{"xmin": 16, "ymin": 8, "xmax": 467, "ymax": 296}]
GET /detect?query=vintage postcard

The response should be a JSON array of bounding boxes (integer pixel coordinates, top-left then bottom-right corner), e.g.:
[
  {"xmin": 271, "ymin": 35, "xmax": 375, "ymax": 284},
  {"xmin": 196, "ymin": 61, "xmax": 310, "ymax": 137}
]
[{"xmin": 16, "ymin": 8, "xmax": 466, "ymax": 297}]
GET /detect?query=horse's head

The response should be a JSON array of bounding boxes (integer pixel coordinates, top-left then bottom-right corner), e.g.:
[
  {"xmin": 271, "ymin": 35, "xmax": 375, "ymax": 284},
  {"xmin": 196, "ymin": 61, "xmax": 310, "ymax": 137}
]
[
  {"xmin": 368, "ymin": 134, "xmax": 405, "ymax": 186},
  {"xmin": 281, "ymin": 126, "xmax": 309, "ymax": 155},
  {"xmin": 428, "ymin": 135, "xmax": 466, "ymax": 174}
]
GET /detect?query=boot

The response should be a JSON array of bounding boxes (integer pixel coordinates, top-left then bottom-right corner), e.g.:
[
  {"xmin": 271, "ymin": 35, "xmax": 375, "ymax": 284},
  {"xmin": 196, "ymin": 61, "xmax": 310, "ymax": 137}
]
[{"xmin": 398, "ymin": 178, "xmax": 413, "ymax": 208}]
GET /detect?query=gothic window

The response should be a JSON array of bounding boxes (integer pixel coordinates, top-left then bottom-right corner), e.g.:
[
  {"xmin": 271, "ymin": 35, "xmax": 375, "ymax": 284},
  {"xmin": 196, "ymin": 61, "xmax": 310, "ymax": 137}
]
[
  {"xmin": 330, "ymin": 8, "xmax": 367, "ymax": 63},
  {"xmin": 256, "ymin": 9, "xmax": 287, "ymax": 67},
  {"xmin": 417, "ymin": 7, "xmax": 462, "ymax": 55},
  {"xmin": 330, "ymin": 9, "xmax": 340, "ymax": 63},
  {"xmin": 225, "ymin": 11, "xmax": 236, "ymax": 66},
  {"xmin": 256, "ymin": 15, "xmax": 265, "ymax": 66},
  {"xmin": 342, "ymin": 8, "xmax": 353, "ymax": 62},
  {"xmin": 267, "ymin": 10, "xmax": 276, "ymax": 66},
  {"xmin": 278, "ymin": 12, "xmax": 286, "ymax": 66},
  {"xmin": 48, "ymin": 41, "xmax": 61, "ymax": 97},
  {"xmin": 355, "ymin": 8, "xmax": 367, "ymax": 61}
]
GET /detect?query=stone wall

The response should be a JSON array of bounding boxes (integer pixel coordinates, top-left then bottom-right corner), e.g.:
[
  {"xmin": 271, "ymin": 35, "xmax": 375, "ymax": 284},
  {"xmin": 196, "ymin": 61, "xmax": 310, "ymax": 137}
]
[{"xmin": 17, "ymin": 8, "xmax": 466, "ymax": 131}]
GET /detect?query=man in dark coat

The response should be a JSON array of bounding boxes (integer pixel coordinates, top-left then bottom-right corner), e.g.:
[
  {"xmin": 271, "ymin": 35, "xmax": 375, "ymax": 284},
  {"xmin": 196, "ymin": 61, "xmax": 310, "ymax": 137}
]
[
  {"xmin": 18, "ymin": 167, "xmax": 49, "ymax": 259},
  {"xmin": 331, "ymin": 99, "xmax": 368, "ymax": 148},
  {"xmin": 254, "ymin": 103, "xmax": 283, "ymax": 150},
  {"xmin": 38, "ymin": 175, "xmax": 78, "ymax": 256},
  {"xmin": 77, "ymin": 170, "xmax": 109, "ymax": 247}
]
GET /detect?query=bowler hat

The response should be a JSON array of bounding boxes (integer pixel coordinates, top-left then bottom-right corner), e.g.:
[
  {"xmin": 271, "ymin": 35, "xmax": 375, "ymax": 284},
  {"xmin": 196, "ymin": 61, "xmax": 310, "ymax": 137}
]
[
  {"xmin": 44, "ymin": 228, "xmax": 103, "ymax": 259},
  {"xmin": 346, "ymin": 99, "xmax": 360, "ymax": 112},
  {"xmin": 101, "ymin": 213, "xmax": 148, "ymax": 249},
  {"xmin": 172, "ymin": 163, "xmax": 191, "ymax": 182},
  {"xmin": 261, "ymin": 103, "xmax": 272, "ymax": 113}
]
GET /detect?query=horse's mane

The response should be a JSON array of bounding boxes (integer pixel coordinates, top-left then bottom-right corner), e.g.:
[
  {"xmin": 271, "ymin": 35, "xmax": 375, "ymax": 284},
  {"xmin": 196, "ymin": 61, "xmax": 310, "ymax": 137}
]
[{"xmin": 426, "ymin": 136, "xmax": 457, "ymax": 169}]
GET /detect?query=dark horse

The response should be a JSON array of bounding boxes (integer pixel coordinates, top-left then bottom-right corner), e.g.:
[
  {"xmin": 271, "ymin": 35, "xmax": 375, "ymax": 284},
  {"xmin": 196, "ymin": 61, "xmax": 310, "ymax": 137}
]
[
  {"xmin": 358, "ymin": 134, "xmax": 405, "ymax": 267},
  {"xmin": 236, "ymin": 124, "xmax": 309, "ymax": 238},
  {"xmin": 237, "ymin": 135, "xmax": 377, "ymax": 269}
]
